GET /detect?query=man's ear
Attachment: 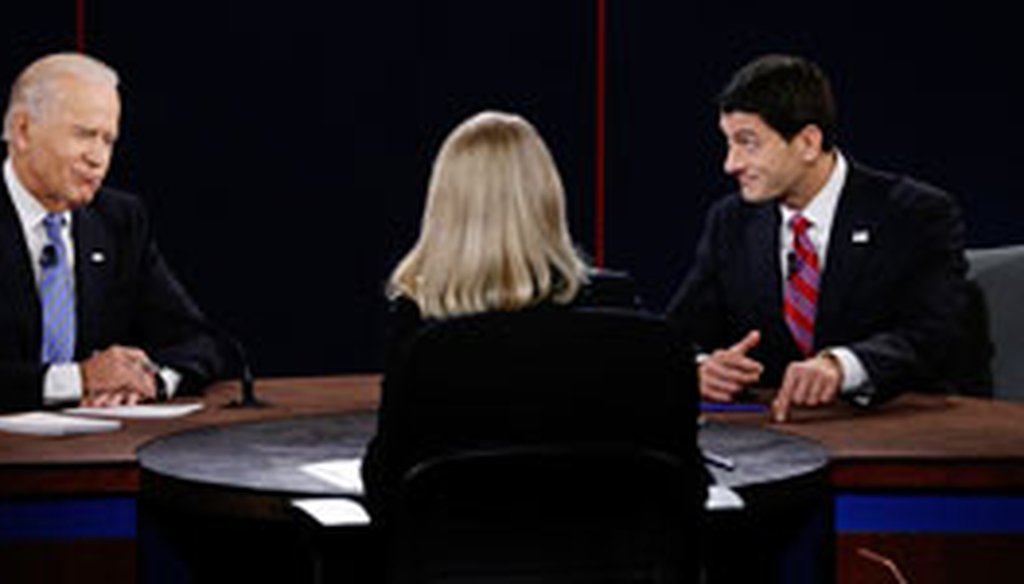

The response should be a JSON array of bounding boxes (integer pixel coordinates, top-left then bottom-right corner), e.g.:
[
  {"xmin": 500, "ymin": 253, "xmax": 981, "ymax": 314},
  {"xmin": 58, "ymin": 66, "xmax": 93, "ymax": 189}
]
[
  {"xmin": 7, "ymin": 110, "xmax": 32, "ymax": 153},
  {"xmin": 795, "ymin": 124, "xmax": 824, "ymax": 161}
]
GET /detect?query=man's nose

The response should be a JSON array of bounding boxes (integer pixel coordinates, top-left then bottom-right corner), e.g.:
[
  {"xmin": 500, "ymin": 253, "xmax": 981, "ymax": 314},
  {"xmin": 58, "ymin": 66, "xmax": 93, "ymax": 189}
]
[
  {"xmin": 83, "ymin": 141, "xmax": 110, "ymax": 168},
  {"xmin": 723, "ymin": 146, "xmax": 743, "ymax": 175}
]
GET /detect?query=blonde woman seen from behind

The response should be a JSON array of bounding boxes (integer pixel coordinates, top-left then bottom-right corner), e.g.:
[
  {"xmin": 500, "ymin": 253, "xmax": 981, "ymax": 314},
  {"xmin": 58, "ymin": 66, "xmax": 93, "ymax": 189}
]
[
  {"xmin": 363, "ymin": 110, "xmax": 648, "ymax": 519},
  {"xmin": 389, "ymin": 111, "xmax": 591, "ymax": 319}
]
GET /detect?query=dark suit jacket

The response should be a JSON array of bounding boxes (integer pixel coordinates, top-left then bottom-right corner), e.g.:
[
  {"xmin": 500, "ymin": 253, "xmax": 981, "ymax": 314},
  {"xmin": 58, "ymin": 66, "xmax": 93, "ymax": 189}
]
[
  {"xmin": 362, "ymin": 271, "xmax": 707, "ymax": 521},
  {"xmin": 667, "ymin": 161, "xmax": 969, "ymax": 404},
  {"xmin": 0, "ymin": 182, "xmax": 227, "ymax": 411}
]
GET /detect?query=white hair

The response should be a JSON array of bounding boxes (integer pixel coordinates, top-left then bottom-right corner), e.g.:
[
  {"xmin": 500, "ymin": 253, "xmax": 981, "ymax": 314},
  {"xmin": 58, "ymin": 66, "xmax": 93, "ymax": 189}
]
[{"xmin": 3, "ymin": 53, "xmax": 119, "ymax": 142}]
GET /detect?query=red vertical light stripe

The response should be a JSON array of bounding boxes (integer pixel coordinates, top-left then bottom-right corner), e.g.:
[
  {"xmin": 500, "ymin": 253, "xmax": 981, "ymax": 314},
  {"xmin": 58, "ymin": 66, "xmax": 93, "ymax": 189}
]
[
  {"xmin": 594, "ymin": 0, "xmax": 607, "ymax": 267},
  {"xmin": 76, "ymin": 0, "xmax": 86, "ymax": 52}
]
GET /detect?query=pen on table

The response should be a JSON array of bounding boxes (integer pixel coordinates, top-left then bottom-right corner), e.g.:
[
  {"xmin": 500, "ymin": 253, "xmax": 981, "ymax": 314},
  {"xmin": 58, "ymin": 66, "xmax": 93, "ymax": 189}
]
[{"xmin": 702, "ymin": 449, "xmax": 736, "ymax": 471}]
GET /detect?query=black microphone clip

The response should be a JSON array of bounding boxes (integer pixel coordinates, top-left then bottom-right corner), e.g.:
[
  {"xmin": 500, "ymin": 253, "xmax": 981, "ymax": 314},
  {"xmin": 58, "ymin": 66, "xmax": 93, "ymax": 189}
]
[
  {"xmin": 786, "ymin": 250, "xmax": 799, "ymax": 280},
  {"xmin": 40, "ymin": 244, "xmax": 58, "ymax": 269}
]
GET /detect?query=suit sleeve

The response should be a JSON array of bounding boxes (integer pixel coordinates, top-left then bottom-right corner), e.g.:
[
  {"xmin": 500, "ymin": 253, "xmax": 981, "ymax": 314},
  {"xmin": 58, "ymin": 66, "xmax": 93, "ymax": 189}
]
[
  {"xmin": 125, "ymin": 199, "xmax": 228, "ymax": 394},
  {"xmin": 847, "ymin": 186, "xmax": 969, "ymax": 403},
  {"xmin": 666, "ymin": 201, "xmax": 733, "ymax": 354},
  {"xmin": 0, "ymin": 363, "xmax": 47, "ymax": 411}
]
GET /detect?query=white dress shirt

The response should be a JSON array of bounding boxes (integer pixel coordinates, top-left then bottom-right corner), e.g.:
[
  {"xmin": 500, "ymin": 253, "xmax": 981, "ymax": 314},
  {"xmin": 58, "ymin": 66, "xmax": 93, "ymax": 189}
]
[
  {"xmin": 5, "ymin": 159, "xmax": 84, "ymax": 404},
  {"xmin": 4, "ymin": 158, "xmax": 181, "ymax": 405},
  {"xmin": 778, "ymin": 152, "xmax": 869, "ymax": 391}
]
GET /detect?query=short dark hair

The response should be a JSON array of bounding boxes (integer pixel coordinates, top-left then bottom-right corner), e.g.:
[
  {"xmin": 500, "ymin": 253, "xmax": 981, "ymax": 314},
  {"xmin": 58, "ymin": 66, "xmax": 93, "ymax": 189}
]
[{"xmin": 718, "ymin": 54, "xmax": 837, "ymax": 151}]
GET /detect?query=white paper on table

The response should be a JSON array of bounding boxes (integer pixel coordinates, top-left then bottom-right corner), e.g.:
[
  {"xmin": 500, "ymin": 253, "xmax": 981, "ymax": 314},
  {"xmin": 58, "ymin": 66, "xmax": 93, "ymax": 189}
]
[
  {"xmin": 706, "ymin": 485, "xmax": 745, "ymax": 510},
  {"xmin": 301, "ymin": 458, "xmax": 364, "ymax": 492},
  {"xmin": 63, "ymin": 402, "xmax": 204, "ymax": 419},
  {"xmin": 291, "ymin": 497, "xmax": 370, "ymax": 527},
  {"xmin": 0, "ymin": 411, "xmax": 122, "ymax": 436}
]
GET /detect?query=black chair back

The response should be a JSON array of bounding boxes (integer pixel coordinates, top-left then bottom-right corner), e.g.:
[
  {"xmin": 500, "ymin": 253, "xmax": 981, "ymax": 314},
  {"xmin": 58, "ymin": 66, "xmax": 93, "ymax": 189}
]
[
  {"xmin": 381, "ymin": 307, "xmax": 703, "ymax": 583},
  {"xmin": 967, "ymin": 245, "xmax": 1024, "ymax": 401},
  {"xmin": 389, "ymin": 445, "xmax": 695, "ymax": 584}
]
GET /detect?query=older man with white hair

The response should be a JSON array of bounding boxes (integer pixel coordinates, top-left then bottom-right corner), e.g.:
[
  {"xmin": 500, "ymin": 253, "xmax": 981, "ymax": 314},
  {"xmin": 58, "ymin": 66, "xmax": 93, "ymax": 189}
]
[{"xmin": 0, "ymin": 53, "xmax": 226, "ymax": 411}]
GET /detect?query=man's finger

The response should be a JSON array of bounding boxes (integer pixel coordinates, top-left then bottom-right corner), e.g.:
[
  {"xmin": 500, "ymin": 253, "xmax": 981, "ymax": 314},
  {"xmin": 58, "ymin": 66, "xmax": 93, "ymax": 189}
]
[
  {"xmin": 700, "ymin": 385, "xmax": 735, "ymax": 402},
  {"xmin": 705, "ymin": 357, "xmax": 761, "ymax": 385},
  {"xmin": 119, "ymin": 347, "xmax": 156, "ymax": 371},
  {"xmin": 701, "ymin": 372, "xmax": 743, "ymax": 396},
  {"xmin": 90, "ymin": 391, "xmax": 115, "ymax": 408},
  {"xmin": 773, "ymin": 370, "xmax": 795, "ymax": 423},
  {"xmin": 772, "ymin": 392, "xmax": 791, "ymax": 423},
  {"xmin": 805, "ymin": 376, "xmax": 826, "ymax": 406},
  {"xmin": 810, "ymin": 375, "xmax": 838, "ymax": 406},
  {"xmin": 717, "ymin": 351, "xmax": 765, "ymax": 376},
  {"xmin": 790, "ymin": 371, "xmax": 811, "ymax": 405},
  {"xmin": 730, "ymin": 330, "xmax": 761, "ymax": 355}
]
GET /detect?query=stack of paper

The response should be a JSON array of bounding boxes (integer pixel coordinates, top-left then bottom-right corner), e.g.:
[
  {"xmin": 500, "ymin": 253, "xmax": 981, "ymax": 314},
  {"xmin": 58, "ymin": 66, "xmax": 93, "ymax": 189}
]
[
  {"xmin": 706, "ymin": 485, "xmax": 745, "ymax": 510},
  {"xmin": 64, "ymin": 403, "xmax": 204, "ymax": 419},
  {"xmin": 0, "ymin": 412, "xmax": 121, "ymax": 436},
  {"xmin": 291, "ymin": 498, "xmax": 370, "ymax": 526},
  {"xmin": 301, "ymin": 458, "xmax": 364, "ymax": 492}
]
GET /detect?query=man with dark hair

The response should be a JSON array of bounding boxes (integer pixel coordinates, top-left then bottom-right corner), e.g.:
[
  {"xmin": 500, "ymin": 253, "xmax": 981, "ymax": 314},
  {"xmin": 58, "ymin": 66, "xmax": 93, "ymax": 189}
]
[{"xmin": 669, "ymin": 54, "xmax": 969, "ymax": 421}]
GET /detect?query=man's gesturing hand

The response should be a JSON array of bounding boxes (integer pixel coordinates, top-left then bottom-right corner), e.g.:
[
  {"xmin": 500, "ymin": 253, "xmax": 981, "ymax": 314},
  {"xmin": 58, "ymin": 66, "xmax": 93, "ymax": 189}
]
[
  {"xmin": 699, "ymin": 330, "xmax": 764, "ymax": 402},
  {"xmin": 771, "ymin": 353, "xmax": 843, "ymax": 423}
]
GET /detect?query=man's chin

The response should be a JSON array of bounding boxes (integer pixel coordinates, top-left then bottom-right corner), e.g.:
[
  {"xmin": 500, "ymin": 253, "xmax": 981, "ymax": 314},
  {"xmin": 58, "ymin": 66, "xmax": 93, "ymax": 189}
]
[
  {"xmin": 63, "ymin": 189, "xmax": 99, "ymax": 210},
  {"xmin": 740, "ymin": 189, "xmax": 773, "ymax": 204}
]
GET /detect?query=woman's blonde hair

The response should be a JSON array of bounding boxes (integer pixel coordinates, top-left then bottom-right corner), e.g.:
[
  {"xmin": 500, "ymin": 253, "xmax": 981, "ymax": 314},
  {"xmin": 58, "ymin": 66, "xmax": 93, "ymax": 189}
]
[{"xmin": 389, "ymin": 111, "xmax": 588, "ymax": 319}]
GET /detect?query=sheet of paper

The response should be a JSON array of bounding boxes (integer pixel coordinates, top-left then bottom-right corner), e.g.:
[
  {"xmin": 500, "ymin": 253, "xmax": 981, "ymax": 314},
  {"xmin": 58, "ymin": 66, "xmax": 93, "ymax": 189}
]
[
  {"xmin": 706, "ymin": 485, "xmax": 745, "ymax": 511},
  {"xmin": 63, "ymin": 402, "xmax": 204, "ymax": 419},
  {"xmin": 0, "ymin": 411, "xmax": 121, "ymax": 436},
  {"xmin": 301, "ymin": 458, "xmax": 363, "ymax": 492},
  {"xmin": 291, "ymin": 498, "xmax": 370, "ymax": 527}
]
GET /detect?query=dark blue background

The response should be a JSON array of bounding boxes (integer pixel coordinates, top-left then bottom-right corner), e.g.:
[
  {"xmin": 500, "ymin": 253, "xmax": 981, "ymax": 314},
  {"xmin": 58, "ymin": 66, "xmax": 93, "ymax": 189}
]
[{"xmin": 3, "ymin": 2, "xmax": 1019, "ymax": 376}]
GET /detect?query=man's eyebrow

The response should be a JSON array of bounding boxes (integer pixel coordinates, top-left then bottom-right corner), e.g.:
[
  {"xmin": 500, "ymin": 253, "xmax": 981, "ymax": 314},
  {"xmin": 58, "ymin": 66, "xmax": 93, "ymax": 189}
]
[{"xmin": 732, "ymin": 128, "xmax": 758, "ymax": 142}]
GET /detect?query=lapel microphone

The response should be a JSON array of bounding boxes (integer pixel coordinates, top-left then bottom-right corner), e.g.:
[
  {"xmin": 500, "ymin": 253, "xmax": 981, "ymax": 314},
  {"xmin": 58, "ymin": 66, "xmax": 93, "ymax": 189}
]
[
  {"xmin": 40, "ymin": 244, "xmax": 58, "ymax": 269},
  {"xmin": 786, "ymin": 250, "xmax": 799, "ymax": 280}
]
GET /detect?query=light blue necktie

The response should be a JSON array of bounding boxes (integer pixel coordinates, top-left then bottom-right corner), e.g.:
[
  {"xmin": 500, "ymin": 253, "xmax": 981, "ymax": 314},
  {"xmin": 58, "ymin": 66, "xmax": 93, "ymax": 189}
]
[{"xmin": 40, "ymin": 213, "xmax": 76, "ymax": 363}]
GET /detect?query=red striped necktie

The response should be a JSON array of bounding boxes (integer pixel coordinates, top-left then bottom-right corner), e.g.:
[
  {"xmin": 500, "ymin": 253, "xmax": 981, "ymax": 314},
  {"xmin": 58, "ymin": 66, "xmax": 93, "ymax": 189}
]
[{"xmin": 784, "ymin": 214, "xmax": 819, "ymax": 356}]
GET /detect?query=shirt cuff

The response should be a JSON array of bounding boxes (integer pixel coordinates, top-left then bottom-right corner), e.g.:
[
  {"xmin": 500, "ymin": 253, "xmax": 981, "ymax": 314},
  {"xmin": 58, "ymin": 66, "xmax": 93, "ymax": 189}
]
[
  {"xmin": 158, "ymin": 367, "xmax": 183, "ymax": 399},
  {"xmin": 825, "ymin": 347, "xmax": 869, "ymax": 392},
  {"xmin": 43, "ymin": 363, "xmax": 83, "ymax": 406}
]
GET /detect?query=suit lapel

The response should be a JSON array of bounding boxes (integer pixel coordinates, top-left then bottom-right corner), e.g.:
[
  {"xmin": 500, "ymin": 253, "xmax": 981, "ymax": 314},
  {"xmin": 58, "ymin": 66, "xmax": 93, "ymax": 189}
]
[
  {"xmin": 749, "ymin": 204, "xmax": 792, "ymax": 347},
  {"xmin": 0, "ymin": 180, "xmax": 42, "ymax": 359},
  {"xmin": 816, "ymin": 164, "xmax": 878, "ymax": 344},
  {"xmin": 72, "ymin": 200, "xmax": 110, "ymax": 358}
]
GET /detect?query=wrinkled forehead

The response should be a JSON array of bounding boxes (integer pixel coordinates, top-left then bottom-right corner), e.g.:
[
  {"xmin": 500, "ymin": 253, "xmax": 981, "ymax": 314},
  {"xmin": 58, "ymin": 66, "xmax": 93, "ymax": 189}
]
[{"xmin": 37, "ymin": 74, "xmax": 120, "ymax": 120}]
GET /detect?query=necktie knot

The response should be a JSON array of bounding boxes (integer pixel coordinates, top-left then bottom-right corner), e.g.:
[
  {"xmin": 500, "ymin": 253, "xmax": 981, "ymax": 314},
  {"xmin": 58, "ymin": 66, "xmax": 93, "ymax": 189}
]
[
  {"xmin": 43, "ymin": 213, "xmax": 65, "ymax": 242},
  {"xmin": 790, "ymin": 214, "xmax": 811, "ymax": 236}
]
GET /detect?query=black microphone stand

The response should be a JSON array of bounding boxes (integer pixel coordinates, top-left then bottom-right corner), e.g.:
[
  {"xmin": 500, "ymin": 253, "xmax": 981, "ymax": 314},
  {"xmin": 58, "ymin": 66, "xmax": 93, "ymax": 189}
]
[{"xmin": 219, "ymin": 328, "xmax": 267, "ymax": 409}]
